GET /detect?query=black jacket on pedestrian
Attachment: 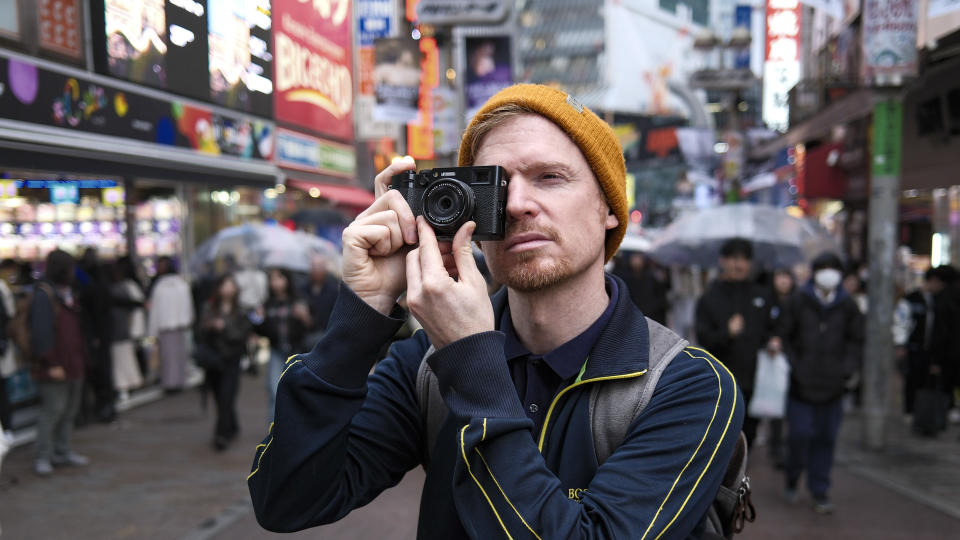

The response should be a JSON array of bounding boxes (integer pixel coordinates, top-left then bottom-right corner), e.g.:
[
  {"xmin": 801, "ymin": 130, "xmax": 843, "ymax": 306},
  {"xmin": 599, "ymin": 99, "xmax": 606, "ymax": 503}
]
[
  {"xmin": 695, "ymin": 279, "xmax": 772, "ymax": 393},
  {"xmin": 303, "ymin": 274, "xmax": 339, "ymax": 333},
  {"xmin": 780, "ymin": 283, "xmax": 864, "ymax": 404}
]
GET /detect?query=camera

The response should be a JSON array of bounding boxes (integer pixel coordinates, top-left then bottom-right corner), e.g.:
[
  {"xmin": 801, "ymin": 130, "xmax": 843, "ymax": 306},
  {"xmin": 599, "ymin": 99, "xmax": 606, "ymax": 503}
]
[{"xmin": 389, "ymin": 166, "xmax": 509, "ymax": 240}]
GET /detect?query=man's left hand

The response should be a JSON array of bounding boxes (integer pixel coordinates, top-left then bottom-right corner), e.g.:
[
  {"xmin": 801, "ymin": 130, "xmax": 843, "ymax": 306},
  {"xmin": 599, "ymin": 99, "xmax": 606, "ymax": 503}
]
[{"xmin": 405, "ymin": 217, "xmax": 494, "ymax": 349}]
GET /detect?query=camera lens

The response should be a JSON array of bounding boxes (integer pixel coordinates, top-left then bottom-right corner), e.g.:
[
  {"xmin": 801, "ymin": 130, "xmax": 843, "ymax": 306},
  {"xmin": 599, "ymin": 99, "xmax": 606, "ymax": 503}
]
[{"xmin": 421, "ymin": 179, "xmax": 475, "ymax": 235}]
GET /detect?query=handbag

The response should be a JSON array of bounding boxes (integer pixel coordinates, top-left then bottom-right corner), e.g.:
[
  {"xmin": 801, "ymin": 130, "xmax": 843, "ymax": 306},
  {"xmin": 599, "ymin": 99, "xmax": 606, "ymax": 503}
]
[
  {"xmin": 747, "ymin": 349, "xmax": 790, "ymax": 419},
  {"xmin": 192, "ymin": 341, "xmax": 224, "ymax": 371}
]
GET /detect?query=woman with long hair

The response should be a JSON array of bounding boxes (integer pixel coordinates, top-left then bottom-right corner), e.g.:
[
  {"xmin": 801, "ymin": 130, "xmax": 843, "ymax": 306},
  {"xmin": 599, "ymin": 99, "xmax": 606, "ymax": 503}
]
[
  {"xmin": 254, "ymin": 268, "xmax": 311, "ymax": 424},
  {"xmin": 197, "ymin": 274, "xmax": 251, "ymax": 451}
]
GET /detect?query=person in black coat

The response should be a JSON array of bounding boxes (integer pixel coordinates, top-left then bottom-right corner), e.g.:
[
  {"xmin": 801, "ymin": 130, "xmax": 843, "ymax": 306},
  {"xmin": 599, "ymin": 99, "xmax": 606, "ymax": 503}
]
[
  {"xmin": 778, "ymin": 251, "xmax": 864, "ymax": 513},
  {"xmin": 301, "ymin": 254, "xmax": 340, "ymax": 349},
  {"xmin": 197, "ymin": 274, "xmax": 252, "ymax": 451},
  {"xmin": 696, "ymin": 238, "xmax": 774, "ymax": 445},
  {"xmin": 611, "ymin": 251, "xmax": 669, "ymax": 325}
]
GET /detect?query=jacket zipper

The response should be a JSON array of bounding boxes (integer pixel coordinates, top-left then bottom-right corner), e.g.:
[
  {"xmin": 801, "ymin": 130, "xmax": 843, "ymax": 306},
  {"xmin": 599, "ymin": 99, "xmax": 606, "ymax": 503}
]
[{"xmin": 537, "ymin": 369, "xmax": 648, "ymax": 453}]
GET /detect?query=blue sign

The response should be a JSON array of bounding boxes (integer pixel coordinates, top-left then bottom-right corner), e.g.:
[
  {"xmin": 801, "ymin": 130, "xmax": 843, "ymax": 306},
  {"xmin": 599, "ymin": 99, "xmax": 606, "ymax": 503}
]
[
  {"xmin": 357, "ymin": 0, "xmax": 393, "ymax": 47},
  {"xmin": 734, "ymin": 5, "xmax": 752, "ymax": 70}
]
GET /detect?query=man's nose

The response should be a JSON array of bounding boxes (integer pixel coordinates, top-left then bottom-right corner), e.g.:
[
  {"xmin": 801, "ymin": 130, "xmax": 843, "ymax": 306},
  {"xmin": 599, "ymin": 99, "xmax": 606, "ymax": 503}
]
[{"xmin": 505, "ymin": 177, "xmax": 538, "ymax": 220}]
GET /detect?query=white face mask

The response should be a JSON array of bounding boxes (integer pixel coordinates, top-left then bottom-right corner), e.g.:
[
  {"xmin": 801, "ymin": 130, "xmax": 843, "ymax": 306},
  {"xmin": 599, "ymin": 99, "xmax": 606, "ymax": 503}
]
[{"xmin": 814, "ymin": 268, "xmax": 842, "ymax": 291}]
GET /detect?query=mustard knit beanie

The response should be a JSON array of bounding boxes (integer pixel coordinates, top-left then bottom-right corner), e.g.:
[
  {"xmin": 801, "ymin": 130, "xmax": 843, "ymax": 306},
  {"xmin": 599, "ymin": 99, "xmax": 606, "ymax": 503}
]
[{"xmin": 458, "ymin": 84, "xmax": 627, "ymax": 262}]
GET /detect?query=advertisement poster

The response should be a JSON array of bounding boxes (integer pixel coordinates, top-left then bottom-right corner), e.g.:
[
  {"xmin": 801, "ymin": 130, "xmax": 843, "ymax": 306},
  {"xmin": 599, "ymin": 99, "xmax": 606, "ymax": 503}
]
[
  {"xmin": 372, "ymin": 37, "xmax": 421, "ymax": 124},
  {"xmin": 38, "ymin": 0, "xmax": 83, "ymax": 59},
  {"xmin": 97, "ymin": 0, "xmax": 211, "ymax": 101},
  {"xmin": 356, "ymin": 0, "xmax": 400, "ymax": 140},
  {"xmin": 605, "ymin": 1, "xmax": 696, "ymax": 116},
  {"xmin": 102, "ymin": 0, "xmax": 168, "ymax": 88},
  {"xmin": 861, "ymin": 0, "xmax": 918, "ymax": 84},
  {"xmin": 464, "ymin": 36, "xmax": 512, "ymax": 119},
  {"xmin": 0, "ymin": 55, "xmax": 273, "ymax": 160},
  {"xmin": 273, "ymin": 0, "xmax": 353, "ymax": 141},
  {"xmin": 208, "ymin": 0, "xmax": 273, "ymax": 116}
]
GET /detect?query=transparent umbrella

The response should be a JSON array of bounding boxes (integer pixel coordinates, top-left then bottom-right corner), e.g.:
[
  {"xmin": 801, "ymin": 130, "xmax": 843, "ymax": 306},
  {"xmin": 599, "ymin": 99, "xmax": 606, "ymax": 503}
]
[
  {"xmin": 648, "ymin": 204, "xmax": 839, "ymax": 269},
  {"xmin": 190, "ymin": 223, "xmax": 341, "ymax": 276}
]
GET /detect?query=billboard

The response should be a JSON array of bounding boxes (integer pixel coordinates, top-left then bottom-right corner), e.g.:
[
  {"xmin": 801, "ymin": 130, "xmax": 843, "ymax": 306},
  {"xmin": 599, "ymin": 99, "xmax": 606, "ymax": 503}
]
[
  {"xmin": 464, "ymin": 36, "xmax": 512, "ymax": 119},
  {"xmin": 372, "ymin": 37, "xmax": 421, "ymax": 124},
  {"xmin": 208, "ymin": 0, "xmax": 274, "ymax": 115},
  {"xmin": 92, "ymin": 0, "xmax": 273, "ymax": 117},
  {"xmin": 273, "ymin": 0, "xmax": 354, "ymax": 141}
]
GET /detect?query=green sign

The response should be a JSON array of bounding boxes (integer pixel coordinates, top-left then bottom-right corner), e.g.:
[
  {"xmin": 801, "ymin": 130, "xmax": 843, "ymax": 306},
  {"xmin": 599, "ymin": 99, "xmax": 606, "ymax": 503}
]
[{"xmin": 872, "ymin": 100, "xmax": 902, "ymax": 177}]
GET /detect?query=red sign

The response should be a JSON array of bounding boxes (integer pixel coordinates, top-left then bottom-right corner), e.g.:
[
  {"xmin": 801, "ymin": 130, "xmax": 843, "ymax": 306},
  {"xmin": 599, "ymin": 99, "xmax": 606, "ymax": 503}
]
[
  {"xmin": 407, "ymin": 37, "xmax": 438, "ymax": 160},
  {"xmin": 765, "ymin": 0, "xmax": 802, "ymax": 62},
  {"xmin": 38, "ymin": 0, "xmax": 83, "ymax": 59},
  {"xmin": 274, "ymin": 0, "xmax": 354, "ymax": 141}
]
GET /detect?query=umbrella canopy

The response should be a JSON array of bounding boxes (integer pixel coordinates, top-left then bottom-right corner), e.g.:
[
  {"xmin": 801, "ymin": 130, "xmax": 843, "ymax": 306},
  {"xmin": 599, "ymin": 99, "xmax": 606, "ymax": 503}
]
[
  {"xmin": 648, "ymin": 204, "xmax": 839, "ymax": 269},
  {"xmin": 190, "ymin": 223, "xmax": 341, "ymax": 276}
]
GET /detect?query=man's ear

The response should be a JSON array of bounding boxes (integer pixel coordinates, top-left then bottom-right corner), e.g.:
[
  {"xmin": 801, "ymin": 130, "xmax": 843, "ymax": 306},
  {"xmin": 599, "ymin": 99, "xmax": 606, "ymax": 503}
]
[{"xmin": 605, "ymin": 208, "xmax": 619, "ymax": 231}]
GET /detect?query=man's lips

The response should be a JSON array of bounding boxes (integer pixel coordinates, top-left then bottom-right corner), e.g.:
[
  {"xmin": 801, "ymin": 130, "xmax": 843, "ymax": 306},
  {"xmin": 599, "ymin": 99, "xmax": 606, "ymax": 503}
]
[{"xmin": 504, "ymin": 232, "xmax": 552, "ymax": 252}]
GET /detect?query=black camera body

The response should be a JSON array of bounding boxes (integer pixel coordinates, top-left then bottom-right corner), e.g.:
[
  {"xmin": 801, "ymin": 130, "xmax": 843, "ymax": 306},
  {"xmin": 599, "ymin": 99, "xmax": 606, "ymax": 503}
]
[{"xmin": 389, "ymin": 166, "xmax": 508, "ymax": 240}]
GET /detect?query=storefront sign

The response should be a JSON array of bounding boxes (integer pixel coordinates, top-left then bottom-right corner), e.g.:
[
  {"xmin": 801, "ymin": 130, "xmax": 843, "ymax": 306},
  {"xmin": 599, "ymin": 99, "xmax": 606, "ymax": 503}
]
[
  {"xmin": 275, "ymin": 127, "xmax": 355, "ymax": 178},
  {"xmin": 464, "ymin": 36, "xmax": 512, "ymax": 118},
  {"xmin": 763, "ymin": 0, "xmax": 802, "ymax": 132},
  {"xmin": 273, "ymin": 0, "xmax": 354, "ymax": 141},
  {"xmin": 861, "ymin": 0, "xmax": 919, "ymax": 85},
  {"xmin": 0, "ymin": 55, "xmax": 274, "ymax": 160},
  {"xmin": 38, "ymin": 0, "xmax": 83, "ymax": 59},
  {"xmin": 415, "ymin": 0, "xmax": 510, "ymax": 25}
]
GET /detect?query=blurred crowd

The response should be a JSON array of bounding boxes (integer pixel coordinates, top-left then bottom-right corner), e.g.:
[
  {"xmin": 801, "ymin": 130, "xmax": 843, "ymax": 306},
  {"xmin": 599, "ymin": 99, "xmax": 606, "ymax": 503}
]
[{"xmin": 0, "ymin": 246, "xmax": 343, "ymax": 477}]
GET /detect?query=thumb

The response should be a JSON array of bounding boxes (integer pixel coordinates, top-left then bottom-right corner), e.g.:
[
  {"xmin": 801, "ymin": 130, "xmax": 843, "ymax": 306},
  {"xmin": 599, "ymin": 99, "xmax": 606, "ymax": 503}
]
[{"xmin": 452, "ymin": 222, "xmax": 482, "ymax": 283}]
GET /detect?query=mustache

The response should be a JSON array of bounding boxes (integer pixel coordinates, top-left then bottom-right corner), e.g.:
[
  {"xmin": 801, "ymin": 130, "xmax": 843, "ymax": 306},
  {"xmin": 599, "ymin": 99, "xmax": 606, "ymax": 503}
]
[{"xmin": 504, "ymin": 221, "xmax": 559, "ymax": 242}]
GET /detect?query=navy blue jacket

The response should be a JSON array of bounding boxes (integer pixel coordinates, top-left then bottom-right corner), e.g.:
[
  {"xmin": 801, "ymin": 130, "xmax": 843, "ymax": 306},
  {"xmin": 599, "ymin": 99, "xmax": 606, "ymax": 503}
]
[{"xmin": 248, "ymin": 274, "xmax": 744, "ymax": 539}]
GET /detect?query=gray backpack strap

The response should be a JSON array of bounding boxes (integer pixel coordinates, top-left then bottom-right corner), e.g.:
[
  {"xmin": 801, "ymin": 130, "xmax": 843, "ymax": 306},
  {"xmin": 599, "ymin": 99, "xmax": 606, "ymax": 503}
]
[
  {"xmin": 590, "ymin": 317, "xmax": 689, "ymax": 465},
  {"xmin": 416, "ymin": 345, "xmax": 447, "ymax": 467}
]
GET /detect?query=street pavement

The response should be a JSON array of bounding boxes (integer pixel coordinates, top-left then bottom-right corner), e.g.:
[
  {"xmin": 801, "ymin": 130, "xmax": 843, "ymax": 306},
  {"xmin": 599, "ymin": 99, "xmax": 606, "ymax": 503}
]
[{"xmin": 1, "ymin": 369, "xmax": 958, "ymax": 539}]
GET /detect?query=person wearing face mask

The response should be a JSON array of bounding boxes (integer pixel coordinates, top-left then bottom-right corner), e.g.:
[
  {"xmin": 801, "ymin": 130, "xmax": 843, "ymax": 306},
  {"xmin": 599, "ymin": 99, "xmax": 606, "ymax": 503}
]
[{"xmin": 778, "ymin": 251, "xmax": 864, "ymax": 514}]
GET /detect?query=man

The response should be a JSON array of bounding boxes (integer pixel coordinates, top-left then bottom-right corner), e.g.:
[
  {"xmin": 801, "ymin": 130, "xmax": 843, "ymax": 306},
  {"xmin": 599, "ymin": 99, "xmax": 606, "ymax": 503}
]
[
  {"xmin": 695, "ymin": 238, "xmax": 774, "ymax": 445},
  {"xmin": 779, "ymin": 252, "xmax": 863, "ymax": 514},
  {"xmin": 248, "ymin": 85, "xmax": 743, "ymax": 538},
  {"xmin": 31, "ymin": 250, "xmax": 90, "ymax": 476},
  {"xmin": 901, "ymin": 267, "xmax": 945, "ymax": 421}
]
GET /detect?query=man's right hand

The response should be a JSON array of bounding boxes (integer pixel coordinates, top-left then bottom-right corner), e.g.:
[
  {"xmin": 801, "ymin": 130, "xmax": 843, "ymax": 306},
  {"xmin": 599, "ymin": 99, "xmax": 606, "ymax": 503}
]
[
  {"xmin": 728, "ymin": 313, "xmax": 745, "ymax": 337},
  {"xmin": 341, "ymin": 157, "xmax": 420, "ymax": 315}
]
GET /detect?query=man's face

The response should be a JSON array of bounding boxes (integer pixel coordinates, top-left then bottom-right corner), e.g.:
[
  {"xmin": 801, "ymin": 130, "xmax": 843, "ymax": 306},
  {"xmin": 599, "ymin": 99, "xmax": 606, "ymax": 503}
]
[
  {"xmin": 719, "ymin": 254, "xmax": 751, "ymax": 282},
  {"xmin": 475, "ymin": 114, "xmax": 618, "ymax": 292}
]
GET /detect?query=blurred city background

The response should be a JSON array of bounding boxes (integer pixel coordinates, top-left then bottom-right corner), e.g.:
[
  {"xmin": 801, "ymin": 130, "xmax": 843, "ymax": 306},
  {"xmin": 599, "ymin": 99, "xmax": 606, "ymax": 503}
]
[{"xmin": 1, "ymin": 0, "xmax": 959, "ymax": 538}]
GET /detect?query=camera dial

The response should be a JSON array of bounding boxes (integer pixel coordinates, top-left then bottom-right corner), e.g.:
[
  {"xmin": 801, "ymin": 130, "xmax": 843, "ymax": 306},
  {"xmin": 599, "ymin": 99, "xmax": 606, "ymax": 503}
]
[{"xmin": 422, "ymin": 179, "xmax": 475, "ymax": 235}]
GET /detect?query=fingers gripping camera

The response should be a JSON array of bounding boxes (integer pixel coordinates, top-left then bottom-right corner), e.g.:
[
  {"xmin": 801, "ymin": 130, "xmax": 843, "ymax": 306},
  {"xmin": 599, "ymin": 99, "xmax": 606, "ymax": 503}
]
[{"xmin": 389, "ymin": 166, "xmax": 509, "ymax": 240}]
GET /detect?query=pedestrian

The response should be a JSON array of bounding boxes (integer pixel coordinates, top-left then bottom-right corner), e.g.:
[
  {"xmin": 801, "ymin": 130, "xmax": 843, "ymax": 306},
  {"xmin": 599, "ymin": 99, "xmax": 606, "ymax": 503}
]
[
  {"xmin": 925, "ymin": 265, "xmax": 960, "ymax": 426},
  {"xmin": 611, "ymin": 250, "xmax": 670, "ymax": 325},
  {"xmin": 253, "ymin": 267, "xmax": 310, "ymax": 425},
  {"xmin": 247, "ymin": 84, "xmax": 743, "ymax": 538},
  {"xmin": 196, "ymin": 274, "xmax": 252, "ymax": 451},
  {"xmin": 147, "ymin": 256, "xmax": 194, "ymax": 393},
  {"xmin": 31, "ymin": 249, "xmax": 90, "ymax": 477},
  {"xmin": 779, "ymin": 251, "xmax": 864, "ymax": 513},
  {"xmin": 764, "ymin": 266, "xmax": 796, "ymax": 468},
  {"xmin": 76, "ymin": 249, "xmax": 116, "ymax": 424},
  {"xmin": 301, "ymin": 253, "xmax": 340, "ymax": 348},
  {"xmin": 0, "ymin": 259, "xmax": 18, "ymax": 443},
  {"xmin": 695, "ymin": 237, "xmax": 775, "ymax": 446},
  {"xmin": 108, "ymin": 258, "xmax": 146, "ymax": 402}
]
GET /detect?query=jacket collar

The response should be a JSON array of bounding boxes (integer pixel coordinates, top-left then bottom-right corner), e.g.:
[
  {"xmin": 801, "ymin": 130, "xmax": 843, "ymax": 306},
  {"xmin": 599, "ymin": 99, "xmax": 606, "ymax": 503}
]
[{"xmin": 491, "ymin": 273, "xmax": 649, "ymax": 380}]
